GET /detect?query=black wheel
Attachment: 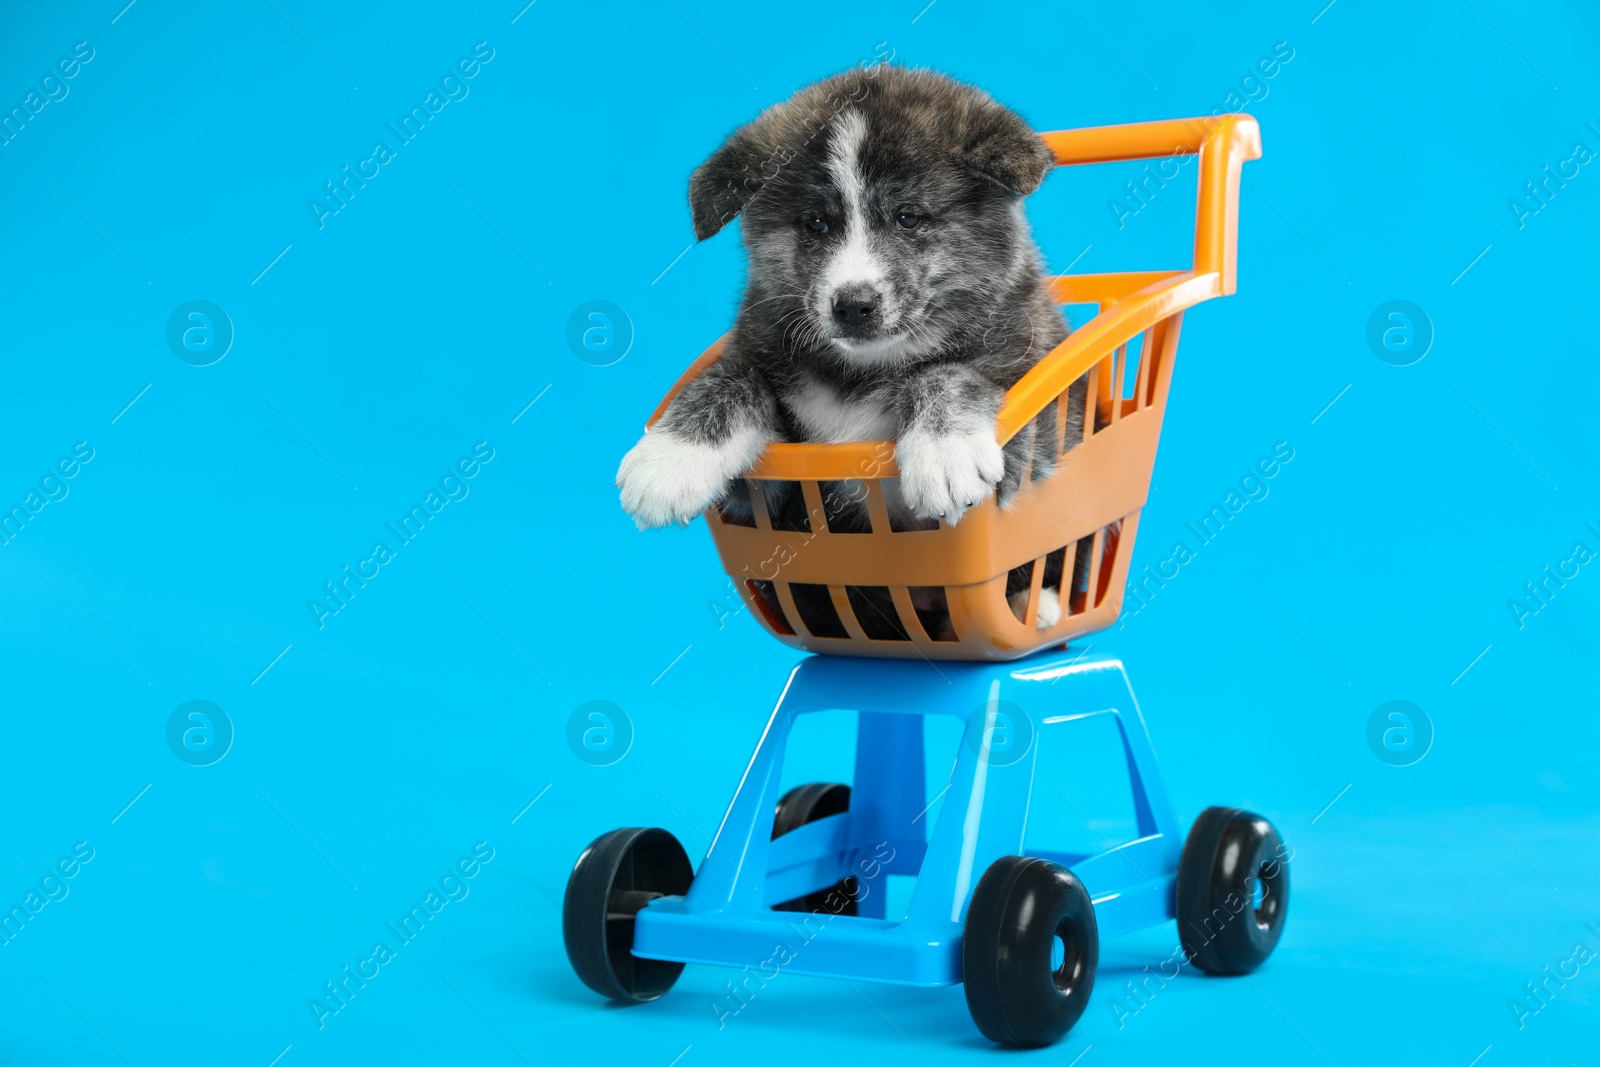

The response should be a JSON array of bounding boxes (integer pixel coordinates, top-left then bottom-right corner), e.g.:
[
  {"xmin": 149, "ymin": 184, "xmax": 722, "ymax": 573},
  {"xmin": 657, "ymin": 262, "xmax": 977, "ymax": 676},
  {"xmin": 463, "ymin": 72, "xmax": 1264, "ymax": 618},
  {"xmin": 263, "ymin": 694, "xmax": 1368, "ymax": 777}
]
[
  {"xmin": 1177, "ymin": 806, "xmax": 1289, "ymax": 975},
  {"xmin": 771, "ymin": 783, "xmax": 859, "ymax": 916},
  {"xmin": 562, "ymin": 827, "xmax": 692, "ymax": 1002},
  {"xmin": 962, "ymin": 856, "xmax": 1098, "ymax": 1047}
]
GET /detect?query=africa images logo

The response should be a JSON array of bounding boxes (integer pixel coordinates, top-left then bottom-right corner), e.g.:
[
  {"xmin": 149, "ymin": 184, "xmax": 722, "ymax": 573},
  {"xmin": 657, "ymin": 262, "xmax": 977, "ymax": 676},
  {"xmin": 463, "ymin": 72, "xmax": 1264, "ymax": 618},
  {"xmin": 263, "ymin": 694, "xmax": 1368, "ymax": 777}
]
[
  {"xmin": 308, "ymin": 843, "xmax": 495, "ymax": 1029},
  {"xmin": 308, "ymin": 42, "xmax": 496, "ymax": 230},
  {"xmin": 307, "ymin": 443, "xmax": 495, "ymax": 629}
]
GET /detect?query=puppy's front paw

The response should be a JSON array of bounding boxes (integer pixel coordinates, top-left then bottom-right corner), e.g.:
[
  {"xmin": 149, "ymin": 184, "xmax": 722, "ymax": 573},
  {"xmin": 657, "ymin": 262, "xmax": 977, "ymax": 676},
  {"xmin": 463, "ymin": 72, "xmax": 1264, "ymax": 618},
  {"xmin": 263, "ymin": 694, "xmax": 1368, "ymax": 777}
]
[
  {"xmin": 1006, "ymin": 587, "xmax": 1063, "ymax": 630},
  {"xmin": 896, "ymin": 423, "xmax": 1006, "ymax": 525},
  {"xmin": 617, "ymin": 426, "xmax": 767, "ymax": 529},
  {"xmin": 1035, "ymin": 587, "xmax": 1062, "ymax": 628}
]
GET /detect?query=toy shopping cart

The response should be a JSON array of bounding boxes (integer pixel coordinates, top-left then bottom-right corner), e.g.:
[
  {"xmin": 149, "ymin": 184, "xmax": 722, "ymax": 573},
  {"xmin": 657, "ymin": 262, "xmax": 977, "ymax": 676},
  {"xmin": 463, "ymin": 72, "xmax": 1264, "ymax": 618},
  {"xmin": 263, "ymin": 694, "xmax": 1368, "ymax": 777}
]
[{"xmin": 564, "ymin": 114, "xmax": 1289, "ymax": 1047}]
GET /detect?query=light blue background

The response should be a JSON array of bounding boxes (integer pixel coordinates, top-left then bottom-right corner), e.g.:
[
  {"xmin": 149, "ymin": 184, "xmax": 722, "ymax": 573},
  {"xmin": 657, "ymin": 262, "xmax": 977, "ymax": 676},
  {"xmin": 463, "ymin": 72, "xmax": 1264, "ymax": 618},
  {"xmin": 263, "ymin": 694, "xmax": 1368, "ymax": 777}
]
[{"xmin": 1, "ymin": 1, "xmax": 1596, "ymax": 1064}]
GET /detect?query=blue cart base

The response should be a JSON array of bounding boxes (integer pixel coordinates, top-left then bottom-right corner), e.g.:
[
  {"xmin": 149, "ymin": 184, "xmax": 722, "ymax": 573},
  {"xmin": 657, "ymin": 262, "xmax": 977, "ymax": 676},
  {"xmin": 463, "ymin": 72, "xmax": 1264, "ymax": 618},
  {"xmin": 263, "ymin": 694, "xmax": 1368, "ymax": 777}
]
[{"xmin": 633, "ymin": 649, "xmax": 1183, "ymax": 985}]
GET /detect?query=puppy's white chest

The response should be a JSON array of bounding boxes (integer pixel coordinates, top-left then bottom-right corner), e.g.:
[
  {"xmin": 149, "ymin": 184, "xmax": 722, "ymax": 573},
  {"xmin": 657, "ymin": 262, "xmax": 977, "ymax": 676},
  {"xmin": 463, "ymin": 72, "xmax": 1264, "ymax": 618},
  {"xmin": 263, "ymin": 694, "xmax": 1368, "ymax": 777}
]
[{"xmin": 787, "ymin": 379, "xmax": 896, "ymax": 444}]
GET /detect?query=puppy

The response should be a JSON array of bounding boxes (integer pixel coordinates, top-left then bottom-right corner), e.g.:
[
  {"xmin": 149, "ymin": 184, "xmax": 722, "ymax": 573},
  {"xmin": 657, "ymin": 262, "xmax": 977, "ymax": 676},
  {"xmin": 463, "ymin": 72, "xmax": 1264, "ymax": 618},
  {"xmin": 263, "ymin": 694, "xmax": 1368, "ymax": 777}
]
[{"xmin": 618, "ymin": 66, "xmax": 1086, "ymax": 629}]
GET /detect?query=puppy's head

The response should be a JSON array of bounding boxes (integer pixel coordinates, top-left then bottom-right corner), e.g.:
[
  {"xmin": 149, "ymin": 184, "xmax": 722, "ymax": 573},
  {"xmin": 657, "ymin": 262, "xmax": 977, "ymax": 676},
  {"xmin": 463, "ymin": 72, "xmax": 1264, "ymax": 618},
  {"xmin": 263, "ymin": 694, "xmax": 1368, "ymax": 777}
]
[{"xmin": 689, "ymin": 67, "xmax": 1053, "ymax": 366}]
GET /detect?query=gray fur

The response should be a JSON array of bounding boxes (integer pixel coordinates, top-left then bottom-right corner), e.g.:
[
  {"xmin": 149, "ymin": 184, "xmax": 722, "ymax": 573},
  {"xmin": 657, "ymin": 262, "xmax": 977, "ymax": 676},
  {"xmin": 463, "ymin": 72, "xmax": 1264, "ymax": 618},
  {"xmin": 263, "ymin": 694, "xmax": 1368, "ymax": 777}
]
[{"xmin": 622, "ymin": 66, "xmax": 1083, "ymax": 535}]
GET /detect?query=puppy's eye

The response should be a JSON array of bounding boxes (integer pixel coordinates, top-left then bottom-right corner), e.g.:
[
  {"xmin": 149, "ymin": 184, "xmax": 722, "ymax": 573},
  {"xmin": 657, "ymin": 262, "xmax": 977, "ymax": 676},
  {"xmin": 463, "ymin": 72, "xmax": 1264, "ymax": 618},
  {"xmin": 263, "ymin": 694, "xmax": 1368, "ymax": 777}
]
[
  {"xmin": 806, "ymin": 217, "xmax": 828, "ymax": 233},
  {"xmin": 895, "ymin": 211, "xmax": 921, "ymax": 230}
]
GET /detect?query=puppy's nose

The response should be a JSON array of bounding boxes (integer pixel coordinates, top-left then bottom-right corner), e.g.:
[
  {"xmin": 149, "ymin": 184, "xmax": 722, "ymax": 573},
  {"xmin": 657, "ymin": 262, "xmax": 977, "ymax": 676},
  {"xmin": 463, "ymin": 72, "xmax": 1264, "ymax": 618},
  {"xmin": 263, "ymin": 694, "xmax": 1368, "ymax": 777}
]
[{"xmin": 831, "ymin": 285, "xmax": 881, "ymax": 326}]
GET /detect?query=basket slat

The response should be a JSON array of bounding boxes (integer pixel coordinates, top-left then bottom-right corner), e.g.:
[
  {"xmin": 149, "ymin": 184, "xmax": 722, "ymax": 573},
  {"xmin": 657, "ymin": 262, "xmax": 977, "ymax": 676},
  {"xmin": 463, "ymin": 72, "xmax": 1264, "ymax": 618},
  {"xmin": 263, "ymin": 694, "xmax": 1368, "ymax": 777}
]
[
  {"xmin": 773, "ymin": 582, "xmax": 806, "ymax": 638},
  {"xmin": 748, "ymin": 480, "xmax": 772, "ymax": 532},
  {"xmin": 799, "ymin": 480, "xmax": 826, "ymax": 533},
  {"xmin": 888, "ymin": 585, "xmax": 940, "ymax": 652},
  {"xmin": 1086, "ymin": 527, "xmax": 1106, "ymax": 613},
  {"xmin": 828, "ymin": 585, "xmax": 870, "ymax": 642},
  {"xmin": 1023, "ymin": 552, "xmax": 1047, "ymax": 629}
]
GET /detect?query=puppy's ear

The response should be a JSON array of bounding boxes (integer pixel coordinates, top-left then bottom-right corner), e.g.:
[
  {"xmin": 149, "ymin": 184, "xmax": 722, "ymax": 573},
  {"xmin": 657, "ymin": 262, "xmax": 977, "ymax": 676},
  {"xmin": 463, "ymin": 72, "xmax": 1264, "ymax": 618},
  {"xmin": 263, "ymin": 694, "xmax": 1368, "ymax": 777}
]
[
  {"xmin": 689, "ymin": 113, "xmax": 780, "ymax": 240},
  {"xmin": 960, "ymin": 101, "xmax": 1054, "ymax": 196}
]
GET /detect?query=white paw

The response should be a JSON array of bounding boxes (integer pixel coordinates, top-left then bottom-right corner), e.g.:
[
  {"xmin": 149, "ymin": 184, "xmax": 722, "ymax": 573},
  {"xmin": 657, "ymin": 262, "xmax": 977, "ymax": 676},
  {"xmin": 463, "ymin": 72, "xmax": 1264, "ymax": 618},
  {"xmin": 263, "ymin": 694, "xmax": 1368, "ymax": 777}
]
[
  {"xmin": 1006, "ymin": 586, "xmax": 1062, "ymax": 629},
  {"xmin": 617, "ymin": 425, "xmax": 768, "ymax": 529},
  {"xmin": 1035, "ymin": 587, "xmax": 1062, "ymax": 629},
  {"xmin": 895, "ymin": 422, "xmax": 1006, "ymax": 524}
]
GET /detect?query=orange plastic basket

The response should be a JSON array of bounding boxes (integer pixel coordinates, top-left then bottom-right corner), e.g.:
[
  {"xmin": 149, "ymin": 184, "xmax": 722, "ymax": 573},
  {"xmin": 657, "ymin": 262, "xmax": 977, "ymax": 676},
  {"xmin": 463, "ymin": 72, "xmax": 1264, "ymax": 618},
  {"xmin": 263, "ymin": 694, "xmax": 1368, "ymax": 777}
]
[{"xmin": 651, "ymin": 114, "xmax": 1262, "ymax": 661}]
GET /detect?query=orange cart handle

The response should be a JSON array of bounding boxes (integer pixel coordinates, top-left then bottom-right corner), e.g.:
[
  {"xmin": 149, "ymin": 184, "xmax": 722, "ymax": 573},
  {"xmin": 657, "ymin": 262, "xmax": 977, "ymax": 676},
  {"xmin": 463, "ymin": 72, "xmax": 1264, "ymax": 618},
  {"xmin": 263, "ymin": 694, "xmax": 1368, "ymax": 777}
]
[{"xmin": 1042, "ymin": 113, "xmax": 1261, "ymax": 294}]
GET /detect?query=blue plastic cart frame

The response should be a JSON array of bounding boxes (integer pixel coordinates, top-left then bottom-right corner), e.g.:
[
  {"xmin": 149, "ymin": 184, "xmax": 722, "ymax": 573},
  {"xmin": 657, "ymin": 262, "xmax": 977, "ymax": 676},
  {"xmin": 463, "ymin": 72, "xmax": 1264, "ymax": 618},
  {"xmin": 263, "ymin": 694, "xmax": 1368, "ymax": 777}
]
[{"xmin": 633, "ymin": 648, "xmax": 1183, "ymax": 986}]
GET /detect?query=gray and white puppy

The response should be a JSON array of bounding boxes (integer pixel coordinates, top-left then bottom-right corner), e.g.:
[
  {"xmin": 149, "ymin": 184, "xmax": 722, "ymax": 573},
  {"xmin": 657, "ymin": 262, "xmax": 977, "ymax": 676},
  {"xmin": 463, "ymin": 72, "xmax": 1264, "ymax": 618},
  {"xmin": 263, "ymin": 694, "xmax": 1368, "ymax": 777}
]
[{"xmin": 618, "ymin": 66, "xmax": 1082, "ymax": 622}]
